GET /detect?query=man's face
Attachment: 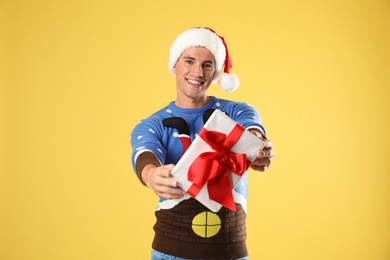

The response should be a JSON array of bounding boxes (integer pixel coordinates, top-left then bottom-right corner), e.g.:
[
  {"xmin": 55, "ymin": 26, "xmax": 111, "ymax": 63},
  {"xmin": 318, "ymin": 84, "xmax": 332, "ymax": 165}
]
[{"xmin": 173, "ymin": 47, "xmax": 216, "ymax": 108}]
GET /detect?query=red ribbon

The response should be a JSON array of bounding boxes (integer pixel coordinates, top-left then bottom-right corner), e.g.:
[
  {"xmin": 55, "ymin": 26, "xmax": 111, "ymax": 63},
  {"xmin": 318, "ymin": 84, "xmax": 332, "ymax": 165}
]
[{"xmin": 187, "ymin": 124, "xmax": 251, "ymax": 211}]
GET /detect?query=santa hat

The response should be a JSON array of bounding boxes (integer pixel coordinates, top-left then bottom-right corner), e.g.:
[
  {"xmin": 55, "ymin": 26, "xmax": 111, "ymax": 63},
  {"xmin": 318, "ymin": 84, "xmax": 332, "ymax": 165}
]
[{"xmin": 169, "ymin": 27, "xmax": 239, "ymax": 92}]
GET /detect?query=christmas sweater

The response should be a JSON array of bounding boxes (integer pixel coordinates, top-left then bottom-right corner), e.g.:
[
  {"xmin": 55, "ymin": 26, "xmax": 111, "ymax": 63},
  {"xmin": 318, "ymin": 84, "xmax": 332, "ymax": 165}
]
[{"xmin": 130, "ymin": 96, "xmax": 265, "ymax": 259}]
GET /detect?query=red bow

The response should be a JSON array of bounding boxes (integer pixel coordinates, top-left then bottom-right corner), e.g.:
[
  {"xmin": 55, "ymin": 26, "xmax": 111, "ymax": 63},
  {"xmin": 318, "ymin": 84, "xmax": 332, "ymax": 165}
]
[{"xmin": 187, "ymin": 124, "xmax": 251, "ymax": 211}]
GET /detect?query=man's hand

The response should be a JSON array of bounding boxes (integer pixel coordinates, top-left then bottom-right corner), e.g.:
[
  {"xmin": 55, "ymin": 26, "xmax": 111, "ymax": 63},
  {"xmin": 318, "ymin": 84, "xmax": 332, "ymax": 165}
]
[
  {"xmin": 142, "ymin": 164, "xmax": 186, "ymax": 199},
  {"xmin": 250, "ymin": 130, "xmax": 275, "ymax": 172}
]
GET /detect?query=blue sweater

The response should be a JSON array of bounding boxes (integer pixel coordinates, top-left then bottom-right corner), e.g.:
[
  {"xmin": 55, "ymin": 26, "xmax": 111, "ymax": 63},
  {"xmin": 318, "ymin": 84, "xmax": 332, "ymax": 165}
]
[{"xmin": 130, "ymin": 96, "xmax": 265, "ymax": 259}]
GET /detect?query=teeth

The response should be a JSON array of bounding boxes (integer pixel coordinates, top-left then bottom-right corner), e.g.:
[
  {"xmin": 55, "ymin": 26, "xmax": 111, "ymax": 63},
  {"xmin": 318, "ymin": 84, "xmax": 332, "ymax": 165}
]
[{"xmin": 188, "ymin": 79, "xmax": 202, "ymax": 85}]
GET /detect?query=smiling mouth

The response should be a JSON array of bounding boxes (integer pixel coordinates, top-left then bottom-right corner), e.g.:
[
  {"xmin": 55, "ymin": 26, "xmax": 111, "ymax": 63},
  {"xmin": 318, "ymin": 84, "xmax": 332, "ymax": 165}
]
[{"xmin": 187, "ymin": 78, "xmax": 204, "ymax": 86}]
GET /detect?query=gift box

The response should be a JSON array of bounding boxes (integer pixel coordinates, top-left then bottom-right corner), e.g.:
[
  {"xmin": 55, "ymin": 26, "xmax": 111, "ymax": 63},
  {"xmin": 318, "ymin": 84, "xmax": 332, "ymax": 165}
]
[{"xmin": 171, "ymin": 109, "xmax": 264, "ymax": 212}]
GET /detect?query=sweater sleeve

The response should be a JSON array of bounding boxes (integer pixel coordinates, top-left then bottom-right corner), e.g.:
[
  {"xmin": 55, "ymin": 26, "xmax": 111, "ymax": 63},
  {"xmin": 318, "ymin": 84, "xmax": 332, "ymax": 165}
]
[
  {"xmin": 134, "ymin": 151, "xmax": 161, "ymax": 186},
  {"xmin": 130, "ymin": 116, "xmax": 166, "ymax": 178}
]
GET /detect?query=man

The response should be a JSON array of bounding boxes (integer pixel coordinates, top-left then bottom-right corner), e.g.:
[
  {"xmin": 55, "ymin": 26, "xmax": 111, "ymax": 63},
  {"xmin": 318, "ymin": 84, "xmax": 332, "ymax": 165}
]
[{"xmin": 131, "ymin": 27, "xmax": 274, "ymax": 260}]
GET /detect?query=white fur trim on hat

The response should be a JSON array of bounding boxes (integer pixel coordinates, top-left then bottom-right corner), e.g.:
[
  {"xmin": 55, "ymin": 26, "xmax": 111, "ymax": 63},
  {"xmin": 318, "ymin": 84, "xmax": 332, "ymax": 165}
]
[{"xmin": 169, "ymin": 27, "xmax": 239, "ymax": 92}]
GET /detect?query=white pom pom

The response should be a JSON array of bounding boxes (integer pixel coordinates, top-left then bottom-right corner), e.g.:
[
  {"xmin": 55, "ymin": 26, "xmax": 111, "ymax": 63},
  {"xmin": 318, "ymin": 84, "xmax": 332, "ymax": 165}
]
[{"xmin": 218, "ymin": 73, "xmax": 240, "ymax": 92}]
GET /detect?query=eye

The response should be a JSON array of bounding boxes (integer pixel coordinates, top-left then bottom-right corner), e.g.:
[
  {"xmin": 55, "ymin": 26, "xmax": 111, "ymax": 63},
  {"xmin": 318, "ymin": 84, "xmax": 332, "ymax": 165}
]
[
  {"xmin": 204, "ymin": 63, "xmax": 214, "ymax": 70},
  {"xmin": 185, "ymin": 59, "xmax": 193, "ymax": 65}
]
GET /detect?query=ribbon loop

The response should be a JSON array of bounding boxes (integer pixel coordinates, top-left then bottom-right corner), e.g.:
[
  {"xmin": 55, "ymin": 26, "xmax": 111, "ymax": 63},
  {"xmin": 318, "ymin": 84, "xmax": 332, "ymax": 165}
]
[{"xmin": 187, "ymin": 124, "xmax": 250, "ymax": 211}]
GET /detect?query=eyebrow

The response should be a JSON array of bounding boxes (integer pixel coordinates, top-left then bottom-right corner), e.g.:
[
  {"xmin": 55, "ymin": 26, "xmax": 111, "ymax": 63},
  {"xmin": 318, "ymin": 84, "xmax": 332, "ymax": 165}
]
[{"xmin": 182, "ymin": 56, "xmax": 214, "ymax": 64}]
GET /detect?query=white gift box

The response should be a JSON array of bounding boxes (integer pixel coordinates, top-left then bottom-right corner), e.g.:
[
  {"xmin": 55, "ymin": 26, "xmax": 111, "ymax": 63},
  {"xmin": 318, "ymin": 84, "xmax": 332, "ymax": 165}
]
[{"xmin": 171, "ymin": 109, "xmax": 264, "ymax": 212}]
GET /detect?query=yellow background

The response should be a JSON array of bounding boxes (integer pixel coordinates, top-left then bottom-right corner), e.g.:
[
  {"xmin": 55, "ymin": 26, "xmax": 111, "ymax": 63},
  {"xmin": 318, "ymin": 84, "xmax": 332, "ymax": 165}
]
[{"xmin": 1, "ymin": 0, "xmax": 389, "ymax": 259}]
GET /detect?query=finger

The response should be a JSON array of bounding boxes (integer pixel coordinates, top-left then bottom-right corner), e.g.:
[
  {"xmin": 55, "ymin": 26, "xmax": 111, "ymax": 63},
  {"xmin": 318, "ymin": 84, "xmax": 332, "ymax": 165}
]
[
  {"xmin": 166, "ymin": 178, "xmax": 179, "ymax": 187},
  {"xmin": 158, "ymin": 192, "xmax": 186, "ymax": 200},
  {"xmin": 250, "ymin": 130, "xmax": 263, "ymax": 138},
  {"xmin": 252, "ymin": 157, "xmax": 272, "ymax": 167},
  {"xmin": 158, "ymin": 164, "xmax": 174, "ymax": 177},
  {"xmin": 165, "ymin": 164, "xmax": 175, "ymax": 171},
  {"xmin": 156, "ymin": 186, "xmax": 186, "ymax": 199},
  {"xmin": 154, "ymin": 173, "xmax": 179, "ymax": 188},
  {"xmin": 250, "ymin": 164, "xmax": 269, "ymax": 172},
  {"xmin": 260, "ymin": 149, "xmax": 275, "ymax": 158},
  {"xmin": 159, "ymin": 164, "xmax": 174, "ymax": 171},
  {"xmin": 257, "ymin": 149, "xmax": 274, "ymax": 159},
  {"xmin": 264, "ymin": 140, "xmax": 274, "ymax": 148}
]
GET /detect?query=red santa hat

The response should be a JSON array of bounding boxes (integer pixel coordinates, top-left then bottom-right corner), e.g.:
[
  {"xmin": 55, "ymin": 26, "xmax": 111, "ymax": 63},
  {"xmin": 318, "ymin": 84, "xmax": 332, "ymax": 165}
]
[{"xmin": 169, "ymin": 27, "xmax": 239, "ymax": 92}]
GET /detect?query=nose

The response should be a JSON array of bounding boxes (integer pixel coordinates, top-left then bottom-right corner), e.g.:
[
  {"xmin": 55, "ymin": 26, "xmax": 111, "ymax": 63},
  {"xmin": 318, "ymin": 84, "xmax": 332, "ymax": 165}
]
[{"xmin": 195, "ymin": 65, "xmax": 203, "ymax": 77}]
